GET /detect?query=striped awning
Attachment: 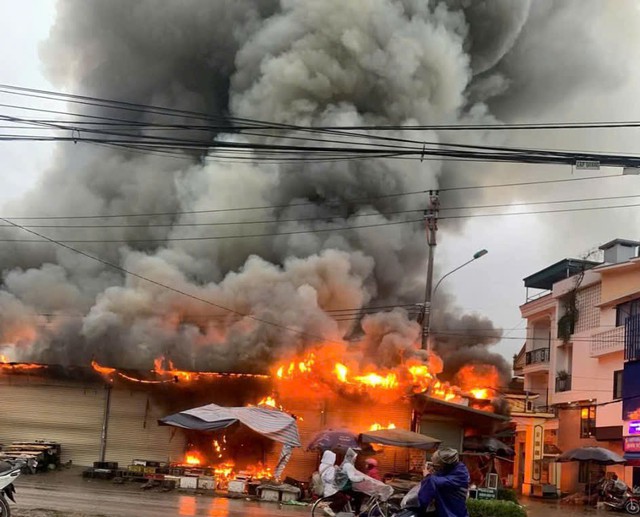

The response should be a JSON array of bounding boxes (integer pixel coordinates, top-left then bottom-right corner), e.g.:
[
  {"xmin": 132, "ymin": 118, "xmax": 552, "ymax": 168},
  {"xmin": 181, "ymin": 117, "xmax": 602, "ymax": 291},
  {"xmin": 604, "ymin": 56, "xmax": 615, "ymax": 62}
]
[{"xmin": 159, "ymin": 403, "xmax": 301, "ymax": 447}]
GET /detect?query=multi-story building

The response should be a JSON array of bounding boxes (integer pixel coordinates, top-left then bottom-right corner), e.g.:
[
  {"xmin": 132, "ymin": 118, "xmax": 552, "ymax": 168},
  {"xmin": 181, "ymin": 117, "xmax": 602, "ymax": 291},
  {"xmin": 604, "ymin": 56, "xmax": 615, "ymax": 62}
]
[{"xmin": 514, "ymin": 239, "xmax": 640, "ymax": 496}]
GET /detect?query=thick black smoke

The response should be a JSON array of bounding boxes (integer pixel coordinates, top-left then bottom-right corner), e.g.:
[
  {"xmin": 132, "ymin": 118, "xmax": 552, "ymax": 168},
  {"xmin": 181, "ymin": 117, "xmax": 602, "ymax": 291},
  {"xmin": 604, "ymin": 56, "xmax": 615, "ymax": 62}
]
[{"xmin": 0, "ymin": 0, "xmax": 634, "ymax": 374}]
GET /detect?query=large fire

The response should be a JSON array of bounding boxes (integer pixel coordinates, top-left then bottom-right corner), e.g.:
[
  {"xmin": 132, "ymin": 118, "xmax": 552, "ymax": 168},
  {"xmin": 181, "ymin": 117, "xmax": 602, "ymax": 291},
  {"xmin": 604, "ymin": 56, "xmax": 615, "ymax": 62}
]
[
  {"xmin": 272, "ymin": 352, "xmax": 487, "ymax": 404},
  {"xmin": 453, "ymin": 365, "xmax": 500, "ymax": 401},
  {"xmin": 179, "ymin": 443, "xmax": 273, "ymax": 488}
]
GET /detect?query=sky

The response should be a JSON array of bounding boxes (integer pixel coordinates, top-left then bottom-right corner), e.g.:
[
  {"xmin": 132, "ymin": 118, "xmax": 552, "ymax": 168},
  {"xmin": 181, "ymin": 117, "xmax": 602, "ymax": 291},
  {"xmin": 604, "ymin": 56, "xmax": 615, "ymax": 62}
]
[{"xmin": 1, "ymin": 1, "xmax": 639, "ymax": 366}]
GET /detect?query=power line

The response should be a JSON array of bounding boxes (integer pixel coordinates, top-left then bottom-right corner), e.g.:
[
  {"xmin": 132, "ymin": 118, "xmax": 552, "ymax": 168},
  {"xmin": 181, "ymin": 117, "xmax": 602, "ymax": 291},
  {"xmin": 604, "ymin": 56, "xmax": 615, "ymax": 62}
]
[
  {"xmin": 439, "ymin": 201, "xmax": 640, "ymax": 221},
  {"xmin": 0, "ymin": 217, "xmax": 421, "ymax": 242},
  {"xmin": 0, "ymin": 174, "xmax": 623, "ymax": 221},
  {"xmin": 1, "ymin": 199, "xmax": 639, "ymax": 243},
  {"xmin": 1, "ymin": 193, "xmax": 637, "ymax": 229}
]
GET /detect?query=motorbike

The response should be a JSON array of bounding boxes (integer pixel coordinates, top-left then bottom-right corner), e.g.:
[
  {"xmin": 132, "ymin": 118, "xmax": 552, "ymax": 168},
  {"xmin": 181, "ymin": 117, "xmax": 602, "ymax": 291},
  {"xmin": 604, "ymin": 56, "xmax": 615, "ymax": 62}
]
[
  {"xmin": 600, "ymin": 478, "xmax": 640, "ymax": 515},
  {"xmin": 0, "ymin": 458, "xmax": 35, "ymax": 517}
]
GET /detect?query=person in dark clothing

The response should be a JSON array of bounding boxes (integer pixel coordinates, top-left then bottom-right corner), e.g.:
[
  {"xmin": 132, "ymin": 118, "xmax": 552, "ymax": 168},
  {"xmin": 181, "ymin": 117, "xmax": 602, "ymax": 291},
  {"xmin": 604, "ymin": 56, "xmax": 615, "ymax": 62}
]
[{"xmin": 418, "ymin": 448, "xmax": 470, "ymax": 517}]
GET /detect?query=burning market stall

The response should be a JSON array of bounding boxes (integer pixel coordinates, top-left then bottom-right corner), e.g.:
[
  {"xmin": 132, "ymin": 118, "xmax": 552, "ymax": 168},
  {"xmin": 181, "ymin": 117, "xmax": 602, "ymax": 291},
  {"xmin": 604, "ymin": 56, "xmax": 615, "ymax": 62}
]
[{"xmin": 160, "ymin": 403, "xmax": 301, "ymax": 496}]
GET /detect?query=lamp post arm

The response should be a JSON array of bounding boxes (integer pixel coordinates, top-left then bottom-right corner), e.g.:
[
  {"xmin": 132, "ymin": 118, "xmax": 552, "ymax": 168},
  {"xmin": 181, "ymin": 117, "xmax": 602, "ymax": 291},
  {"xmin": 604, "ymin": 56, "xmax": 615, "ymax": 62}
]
[{"xmin": 431, "ymin": 257, "xmax": 476, "ymax": 301}]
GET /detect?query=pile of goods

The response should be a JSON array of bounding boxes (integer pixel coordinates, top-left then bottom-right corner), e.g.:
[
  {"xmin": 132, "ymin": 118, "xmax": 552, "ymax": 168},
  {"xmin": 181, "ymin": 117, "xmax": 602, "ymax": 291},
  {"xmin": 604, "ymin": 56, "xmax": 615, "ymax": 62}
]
[{"xmin": 0, "ymin": 440, "xmax": 61, "ymax": 472}]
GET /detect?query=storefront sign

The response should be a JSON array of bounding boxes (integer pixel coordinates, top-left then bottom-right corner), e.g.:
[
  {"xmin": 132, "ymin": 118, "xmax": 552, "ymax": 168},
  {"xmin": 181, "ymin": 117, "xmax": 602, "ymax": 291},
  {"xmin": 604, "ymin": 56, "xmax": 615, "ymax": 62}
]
[
  {"xmin": 471, "ymin": 488, "xmax": 497, "ymax": 500},
  {"xmin": 624, "ymin": 436, "xmax": 640, "ymax": 452},
  {"xmin": 533, "ymin": 425, "xmax": 543, "ymax": 460},
  {"xmin": 629, "ymin": 421, "xmax": 640, "ymax": 435}
]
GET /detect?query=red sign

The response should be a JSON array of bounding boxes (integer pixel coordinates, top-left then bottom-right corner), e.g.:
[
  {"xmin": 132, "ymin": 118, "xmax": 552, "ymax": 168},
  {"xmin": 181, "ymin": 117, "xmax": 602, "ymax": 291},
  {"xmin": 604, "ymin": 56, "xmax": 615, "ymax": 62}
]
[{"xmin": 624, "ymin": 436, "xmax": 640, "ymax": 452}]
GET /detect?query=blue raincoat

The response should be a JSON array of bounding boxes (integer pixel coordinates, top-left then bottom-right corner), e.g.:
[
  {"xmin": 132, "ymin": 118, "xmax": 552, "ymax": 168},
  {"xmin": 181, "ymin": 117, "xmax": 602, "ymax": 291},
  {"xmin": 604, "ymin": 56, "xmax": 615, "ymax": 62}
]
[{"xmin": 418, "ymin": 462, "xmax": 470, "ymax": 517}]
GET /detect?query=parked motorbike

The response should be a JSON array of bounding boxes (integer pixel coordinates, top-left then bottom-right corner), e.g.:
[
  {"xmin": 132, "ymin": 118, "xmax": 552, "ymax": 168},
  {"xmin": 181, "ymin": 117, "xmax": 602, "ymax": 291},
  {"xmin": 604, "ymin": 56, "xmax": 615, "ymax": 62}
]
[
  {"xmin": 600, "ymin": 478, "xmax": 640, "ymax": 515},
  {"xmin": 0, "ymin": 458, "xmax": 35, "ymax": 517}
]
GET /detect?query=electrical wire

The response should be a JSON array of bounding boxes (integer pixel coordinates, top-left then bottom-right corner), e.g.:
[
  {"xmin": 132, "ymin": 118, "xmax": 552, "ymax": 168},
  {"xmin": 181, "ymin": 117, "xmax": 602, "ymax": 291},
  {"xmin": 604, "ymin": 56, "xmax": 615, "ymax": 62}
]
[
  {"xmin": 0, "ymin": 174, "xmax": 625, "ymax": 221},
  {"xmin": 0, "ymin": 193, "xmax": 637, "ymax": 229},
  {"xmin": 5, "ymin": 87, "xmax": 640, "ymax": 166}
]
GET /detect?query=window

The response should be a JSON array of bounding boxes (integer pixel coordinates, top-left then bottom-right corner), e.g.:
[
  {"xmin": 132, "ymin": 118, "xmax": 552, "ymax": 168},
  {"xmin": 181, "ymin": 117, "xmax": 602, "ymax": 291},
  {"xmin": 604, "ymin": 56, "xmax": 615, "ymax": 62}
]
[
  {"xmin": 614, "ymin": 370, "xmax": 623, "ymax": 400},
  {"xmin": 580, "ymin": 405, "xmax": 596, "ymax": 438},
  {"xmin": 617, "ymin": 299, "xmax": 640, "ymax": 327}
]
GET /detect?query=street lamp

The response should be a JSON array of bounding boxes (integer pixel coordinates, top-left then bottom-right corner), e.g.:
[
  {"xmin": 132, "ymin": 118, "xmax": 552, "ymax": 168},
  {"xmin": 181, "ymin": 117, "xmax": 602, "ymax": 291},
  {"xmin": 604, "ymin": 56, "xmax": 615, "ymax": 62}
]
[{"xmin": 421, "ymin": 249, "xmax": 488, "ymax": 351}]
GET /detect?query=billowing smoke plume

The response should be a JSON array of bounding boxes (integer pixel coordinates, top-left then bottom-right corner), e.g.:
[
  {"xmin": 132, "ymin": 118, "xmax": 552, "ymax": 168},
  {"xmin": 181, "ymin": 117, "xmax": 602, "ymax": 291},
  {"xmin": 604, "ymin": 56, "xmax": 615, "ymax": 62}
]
[{"xmin": 0, "ymin": 0, "xmax": 632, "ymax": 377}]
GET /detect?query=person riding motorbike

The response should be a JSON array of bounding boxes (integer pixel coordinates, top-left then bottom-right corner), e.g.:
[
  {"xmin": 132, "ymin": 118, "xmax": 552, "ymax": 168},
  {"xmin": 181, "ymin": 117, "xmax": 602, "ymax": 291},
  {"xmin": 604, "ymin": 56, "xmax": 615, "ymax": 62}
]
[
  {"xmin": 341, "ymin": 448, "xmax": 367, "ymax": 514},
  {"xmin": 319, "ymin": 450, "xmax": 344, "ymax": 516},
  {"xmin": 418, "ymin": 448, "xmax": 470, "ymax": 517}
]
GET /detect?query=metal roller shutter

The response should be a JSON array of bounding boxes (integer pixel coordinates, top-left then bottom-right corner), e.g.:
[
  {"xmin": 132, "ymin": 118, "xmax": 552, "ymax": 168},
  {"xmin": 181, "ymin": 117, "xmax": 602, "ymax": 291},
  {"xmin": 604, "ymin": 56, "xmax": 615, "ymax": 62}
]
[
  {"xmin": 270, "ymin": 396, "xmax": 413, "ymax": 481},
  {"xmin": 323, "ymin": 399, "xmax": 413, "ymax": 475},
  {"xmin": 420, "ymin": 417, "xmax": 463, "ymax": 451},
  {"xmin": 0, "ymin": 381, "xmax": 104, "ymax": 466},
  {"xmin": 103, "ymin": 388, "xmax": 186, "ymax": 467}
]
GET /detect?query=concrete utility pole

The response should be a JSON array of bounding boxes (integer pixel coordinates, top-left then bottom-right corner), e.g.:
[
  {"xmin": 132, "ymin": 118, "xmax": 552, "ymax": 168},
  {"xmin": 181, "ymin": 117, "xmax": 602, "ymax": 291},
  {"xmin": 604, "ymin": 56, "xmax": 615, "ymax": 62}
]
[{"xmin": 420, "ymin": 191, "xmax": 439, "ymax": 351}]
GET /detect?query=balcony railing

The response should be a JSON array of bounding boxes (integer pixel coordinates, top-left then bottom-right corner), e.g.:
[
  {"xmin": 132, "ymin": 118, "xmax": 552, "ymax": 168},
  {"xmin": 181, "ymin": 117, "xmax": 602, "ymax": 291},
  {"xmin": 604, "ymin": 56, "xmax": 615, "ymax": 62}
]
[
  {"xmin": 525, "ymin": 348, "xmax": 550, "ymax": 365},
  {"xmin": 625, "ymin": 315, "xmax": 640, "ymax": 362},
  {"xmin": 555, "ymin": 375, "xmax": 572, "ymax": 393},
  {"xmin": 590, "ymin": 326, "xmax": 624, "ymax": 357}
]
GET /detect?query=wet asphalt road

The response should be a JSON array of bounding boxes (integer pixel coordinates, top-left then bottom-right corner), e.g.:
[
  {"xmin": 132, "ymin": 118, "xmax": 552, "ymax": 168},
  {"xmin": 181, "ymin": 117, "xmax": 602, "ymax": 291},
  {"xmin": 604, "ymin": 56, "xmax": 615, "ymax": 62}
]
[
  {"xmin": 12, "ymin": 483, "xmax": 306, "ymax": 516},
  {"xmin": 11, "ymin": 471, "xmax": 308, "ymax": 517},
  {"xmin": 8, "ymin": 470, "xmax": 611, "ymax": 517}
]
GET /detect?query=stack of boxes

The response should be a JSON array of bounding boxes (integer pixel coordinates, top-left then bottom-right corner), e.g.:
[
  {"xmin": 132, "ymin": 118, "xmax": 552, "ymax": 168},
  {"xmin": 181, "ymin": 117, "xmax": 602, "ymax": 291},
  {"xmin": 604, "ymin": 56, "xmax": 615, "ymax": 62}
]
[{"xmin": 125, "ymin": 459, "xmax": 219, "ymax": 491}]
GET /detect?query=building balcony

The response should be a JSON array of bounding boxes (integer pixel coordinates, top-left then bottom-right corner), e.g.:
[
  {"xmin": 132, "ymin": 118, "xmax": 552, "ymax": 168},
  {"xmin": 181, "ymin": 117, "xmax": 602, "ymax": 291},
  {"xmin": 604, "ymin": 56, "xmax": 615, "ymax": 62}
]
[
  {"xmin": 523, "ymin": 348, "xmax": 550, "ymax": 374},
  {"xmin": 526, "ymin": 348, "xmax": 550, "ymax": 365},
  {"xmin": 590, "ymin": 326, "xmax": 624, "ymax": 357},
  {"xmin": 555, "ymin": 375, "xmax": 572, "ymax": 393}
]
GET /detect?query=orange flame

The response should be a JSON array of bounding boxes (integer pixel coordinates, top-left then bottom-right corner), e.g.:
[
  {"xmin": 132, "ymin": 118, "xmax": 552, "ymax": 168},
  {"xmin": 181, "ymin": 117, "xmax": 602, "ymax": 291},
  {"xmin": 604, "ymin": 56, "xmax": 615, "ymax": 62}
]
[
  {"xmin": 245, "ymin": 462, "xmax": 273, "ymax": 479},
  {"xmin": 258, "ymin": 396, "xmax": 278, "ymax": 408},
  {"xmin": 369, "ymin": 422, "xmax": 396, "ymax": 431},
  {"xmin": 154, "ymin": 356, "xmax": 193, "ymax": 382},
  {"xmin": 185, "ymin": 453, "xmax": 202, "ymax": 466},
  {"xmin": 91, "ymin": 360, "xmax": 115, "ymax": 376},
  {"xmin": 0, "ymin": 356, "xmax": 46, "ymax": 372},
  {"xmin": 453, "ymin": 365, "xmax": 499, "ymax": 401},
  {"xmin": 273, "ymin": 352, "xmax": 465, "ymax": 404}
]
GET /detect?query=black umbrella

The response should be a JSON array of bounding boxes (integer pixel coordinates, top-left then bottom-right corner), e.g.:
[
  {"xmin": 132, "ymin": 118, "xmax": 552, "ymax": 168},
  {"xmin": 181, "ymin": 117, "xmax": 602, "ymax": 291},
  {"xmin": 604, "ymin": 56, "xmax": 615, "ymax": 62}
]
[
  {"xmin": 307, "ymin": 429, "xmax": 361, "ymax": 453},
  {"xmin": 360, "ymin": 428, "xmax": 441, "ymax": 450},
  {"xmin": 557, "ymin": 446, "xmax": 625, "ymax": 503},
  {"xmin": 557, "ymin": 446, "xmax": 625, "ymax": 465},
  {"xmin": 463, "ymin": 436, "xmax": 515, "ymax": 457}
]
